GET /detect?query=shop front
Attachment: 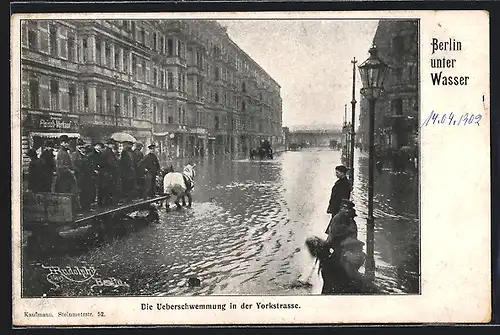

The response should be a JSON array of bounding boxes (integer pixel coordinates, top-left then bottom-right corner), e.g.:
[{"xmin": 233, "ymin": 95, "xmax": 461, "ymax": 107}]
[{"xmin": 22, "ymin": 112, "xmax": 81, "ymax": 171}]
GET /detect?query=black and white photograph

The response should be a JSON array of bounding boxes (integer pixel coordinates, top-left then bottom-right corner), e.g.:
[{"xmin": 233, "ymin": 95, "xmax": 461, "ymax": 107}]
[{"xmin": 17, "ymin": 18, "xmax": 420, "ymax": 298}]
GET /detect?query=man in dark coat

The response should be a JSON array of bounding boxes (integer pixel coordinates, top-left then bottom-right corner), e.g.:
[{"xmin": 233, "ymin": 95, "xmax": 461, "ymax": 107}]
[
  {"xmin": 141, "ymin": 143, "xmax": 161, "ymax": 199},
  {"xmin": 132, "ymin": 142, "xmax": 145, "ymax": 197},
  {"xmin": 27, "ymin": 149, "xmax": 43, "ymax": 193},
  {"xmin": 54, "ymin": 135, "xmax": 78, "ymax": 197},
  {"xmin": 322, "ymin": 200, "xmax": 365, "ymax": 294},
  {"xmin": 39, "ymin": 140, "xmax": 56, "ymax": 192},
  {"xmin": 326, "ymin": 165, "xmax": 352, "ymax": 233},
  {"xmin": 80, "ymin": 143, "xmax": 103, "ymax": 211},
  {"xmin": 119, "ymin": 141, "xmax": 137, "ymax": 201},
  {"xmin": 99, "ymin": 138, "xmax": 119, "ymax": 206}
]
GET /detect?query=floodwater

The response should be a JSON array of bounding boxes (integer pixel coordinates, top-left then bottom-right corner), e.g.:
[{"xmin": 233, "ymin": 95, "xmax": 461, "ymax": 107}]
[{"xmin": 22, "ymin": 148, "xmax": 419, "ymax": 297}]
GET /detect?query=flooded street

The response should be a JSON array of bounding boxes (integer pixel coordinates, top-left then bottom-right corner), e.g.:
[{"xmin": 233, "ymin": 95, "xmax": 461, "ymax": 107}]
[{"xmin": 23, "ymin": 148, "xmax": 419, "ymax": 297}]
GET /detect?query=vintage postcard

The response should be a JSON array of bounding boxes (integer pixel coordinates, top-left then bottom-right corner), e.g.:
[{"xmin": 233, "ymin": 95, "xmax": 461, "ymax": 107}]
[{"xmin": 11, "ymin": 11, "xmax": 490, "ymax": 325}]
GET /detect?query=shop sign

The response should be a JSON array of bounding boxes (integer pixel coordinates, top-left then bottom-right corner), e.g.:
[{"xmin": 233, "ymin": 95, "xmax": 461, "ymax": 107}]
[{"xmin": 23, "ymin": 114, "xmax": 80, "ymax": 132}]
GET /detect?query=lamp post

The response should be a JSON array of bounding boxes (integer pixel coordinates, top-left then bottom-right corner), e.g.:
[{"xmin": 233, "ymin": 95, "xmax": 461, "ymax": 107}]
[
  {"xmin": 358, "ymin": 45, "xmax": 389, "ymax": 282},
  {"xmin": 350, "ymin": 57, "xmax": 357, "ymax": 184}
]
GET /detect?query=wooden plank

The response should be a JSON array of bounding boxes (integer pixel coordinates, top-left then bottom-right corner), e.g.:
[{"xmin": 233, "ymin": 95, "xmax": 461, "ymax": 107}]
[{"xmin": 73, "ymin": 195, "xmax": 168, "ymax": 224}]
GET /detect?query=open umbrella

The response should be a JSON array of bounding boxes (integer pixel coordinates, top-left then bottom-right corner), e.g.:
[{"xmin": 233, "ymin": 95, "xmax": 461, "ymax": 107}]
[{"xmin": 110, "ymin": 132, "xmax": 137, "ymax": 143}]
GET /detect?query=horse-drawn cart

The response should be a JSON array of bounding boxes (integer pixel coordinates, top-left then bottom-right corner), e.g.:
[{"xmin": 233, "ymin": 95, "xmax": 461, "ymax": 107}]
[{"xmin": 22, "ymin": 192, "xmax": 168, "ymax": 249}]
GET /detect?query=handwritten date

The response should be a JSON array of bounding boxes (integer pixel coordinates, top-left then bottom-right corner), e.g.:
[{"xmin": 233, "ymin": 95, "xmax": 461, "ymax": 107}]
[{"xmin": 421, "ymin": 111, "xmax": 482, "ymax": 127}]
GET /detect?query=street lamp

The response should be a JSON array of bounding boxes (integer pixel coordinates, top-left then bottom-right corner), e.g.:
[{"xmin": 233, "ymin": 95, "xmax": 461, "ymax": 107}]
[{"xmin": 358, "ymin": 45, "xmax": 389, "ymax": 282}]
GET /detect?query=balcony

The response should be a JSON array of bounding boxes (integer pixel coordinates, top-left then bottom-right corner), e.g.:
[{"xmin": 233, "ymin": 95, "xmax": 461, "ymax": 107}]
[
  {"xmin": 153, "ymin": 123, "xmax": 187, "ymax": 134},
  {"xmin": 80, "ymin": 113, "xmax": 132, "ymax": 127},
  {"xmin": 79, "ymin": 64, "xmax": 132, "ymax": 83},
  {"xmin": 187, "ymin": 65, "xmax": 204, "ymax": 76},
  {"xmin": 22, "ymin": 48, "xmax": 79, "ymax": 73}
]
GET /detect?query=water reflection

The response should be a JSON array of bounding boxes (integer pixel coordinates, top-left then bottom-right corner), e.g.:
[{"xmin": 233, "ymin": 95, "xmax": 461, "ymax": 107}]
[{"xmin": 22, "ymin": 148, "xmax": 419, "ymax": 297}]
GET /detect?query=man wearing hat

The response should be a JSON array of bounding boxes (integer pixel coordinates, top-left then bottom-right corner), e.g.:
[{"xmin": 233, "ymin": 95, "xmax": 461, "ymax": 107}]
[
  {"xmin": 71, "ymin": 139, "xmax": 86, "ymax": 195},
  {"xmin": 99, "ymin": 138, "xmax": 119, "ymax": 206},
  {"xmin": 119, "ymin": 141, "xmax": 137, "ymax": 201},
  {"xmin": 132, "ymin": 142, "xmax": 145, "ymax": 196},
  {"xmin": 141, "ymin": 143, "xmax": 160, "ymax": 199},
  {"xmin": 321, "ymin": 199, "xmax": 362, "ymax": 294},
  {"xmin": 79, "ymin": 142, "xmax": 103, "ymax": 211},
  {"xmin": 326, "ymin": 165, "xmax": 352, "ymax": 233},
  {"xmin": 54, "ymin": 135, "xmax": 79, "ymax": 200},
  {"xmin": 39, "ymin": 140, "xmax": 56, "ymax": 192},
  {"xmin": 326, "ymin": 199, "xmax": 358, "ymax": 247},
  {"xmin": 27, "ymin": 149, "xmax": 43, "ymax": 193}
]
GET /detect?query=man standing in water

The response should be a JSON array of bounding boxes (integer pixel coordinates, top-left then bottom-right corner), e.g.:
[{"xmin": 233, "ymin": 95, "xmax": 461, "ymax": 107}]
[
  {"xmin": 141, "ymin": 143, "xmax": 160, "ymax": 199},
  {"xmin": 326, "ymin": 165, "xmax": 352, "ymax": 233}
]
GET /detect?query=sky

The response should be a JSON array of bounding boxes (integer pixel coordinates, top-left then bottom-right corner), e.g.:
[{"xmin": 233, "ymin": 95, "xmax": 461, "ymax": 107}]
[{"xmin": 220, "ymin": 20, "xmax": 379, "ymax": 130}]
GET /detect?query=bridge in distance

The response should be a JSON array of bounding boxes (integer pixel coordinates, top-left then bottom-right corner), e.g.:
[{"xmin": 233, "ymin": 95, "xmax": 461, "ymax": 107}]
[{"xmin": 287, "ymin": 128, "xmax": 342, "ymax": 147}]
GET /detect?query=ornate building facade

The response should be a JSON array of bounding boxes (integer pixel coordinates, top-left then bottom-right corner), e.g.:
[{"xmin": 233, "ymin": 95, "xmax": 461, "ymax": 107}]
[
  {"xmin": 357, "ymin": 20, "xmax": 418, "ymax": 157},
  {"xmin": 20, "ymin": 19, "xmax": 283, "ymax": 163}
]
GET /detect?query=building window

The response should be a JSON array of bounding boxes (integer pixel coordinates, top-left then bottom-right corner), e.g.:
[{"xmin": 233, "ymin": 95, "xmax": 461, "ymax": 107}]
[
  {"xmin": 84, "ymin": 87, "xmax": 89, "ymax": 109},
  {"xmin": 167, "ymin": 38, "xmax": 173, "ymax": 56},
  {"xmin": 153, "ymin": 103, "xmax": 157, "ymax": 123},
  {"xmin": 27, "ymin": 22, "xmax": 38, "ymax": 50},
  {"xmin": 68, "ymin": 84, "xmax": 76, "ymax": 113},
  {"xmin": 177, "ymin": 40, "xmax": 182, "ymax": 57},
  {"xmin": 242, "ymin": 82, "xmax": 246, "ymax": 93},
  {"xmin": 178, "ymin": 72, "xmax": 182, "ymax": 92},
  {"xmin": 131, "ymin": 21, "xmax": 136, "ymax": 38},
  {"xmin": 123, "ymin": 52, "xmax": 129, "ymax": 73},
  {"xmin": 215, "ymin": 115, "xmax": 219, "ymax": 129},
  {"xmin": 132, "ymin": 56, "xmax": 137, "ymax": 80},
  {"xmin": 392, "ymin": 36, "xmax": 405, "ymax": 55},
  {"xmin": 178, "ymin": 107, "xmax": 182, "ymax": 124},
  {"xmin": 49, "ymin": 25, "xmax": 58, "ymax": 57},
  {"xmin": 96, "ymin": 88, "xmax": 103, "ymax": 114},
  {"xmin": 242, "ymin": 101, "xmax": 246, "ymax": 112},
  {"xmin": 29, "ymin": 78, "xmax": 39, "ymax": 109},
  {"xmin": 215, "ymin": 66, "xmax": 220, "ymax": 81},
  {"xmin": 114, "ymin": 48, "xmax": 120, "ymax": 70},
  {"xmin": 123, "ymin": 93, "xmax": 129, "ymax": 116},
  {"xmin": 152, "ymin": 33, "xmax": 157, "ymax": 50},
  {"xmin": 168, "ymin": 116, "xmax": 173, "ymax": 124},
  {"xmin": 105, "ymin": 42, "xmax": 111, "ymax": 68},
  {"xmin": 140, "ymin": 28, "xmax": 146, "ymax": 45},
  {"xmin": 96, "ymin": 39, "xmax": 102, "ymax": 65},
  {"xmin": 160, "ymin": 36, "xmax": 165, "ymax": 54},
  {"xmin": 159, "ymin": 103, "xmax": 164, "ymax": 124},
  {"xmin": 50, "ymin": 80, "xmax": 59, "ymax": 111},
  {"xmin": 106, "ymin": 89, "xmax": 112, "ymax": 114},
  {"xmin": 67, "ymin": 33, "xmax": 75, "ymax": 61},
  {"xmin": 393, "ymin": 67, "xmax": 403, "ymax": 84},
  {"xmin": 167, "ymin": 71, "xmax": 174, "ymax": 90},
  {"xmin": 160, "ymin": 69, "xmax": 165, "ymax": 88},
  {"xmin": 391, "ymin": 99, "xmax": 403, "ymax": 116},
  {"xmin": 82, "ymin": 38, "xmax": 88, "ymax": 63},
  {"xmin": 153, "ymin": 68, "xmax": 157, "ymax": 86},
  {"xmin": 132, "ymin": 96, "xmax": 137, "ymax": 118},
  {"xmin": 142, "ymin": 59, "xmax": 147, "ymax": 82}
]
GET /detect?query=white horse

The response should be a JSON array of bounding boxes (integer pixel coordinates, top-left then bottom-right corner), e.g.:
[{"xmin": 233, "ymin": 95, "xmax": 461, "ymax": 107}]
[{"xmin": 162, "ymin": 164, "xmax": 196, "ymax": 211}]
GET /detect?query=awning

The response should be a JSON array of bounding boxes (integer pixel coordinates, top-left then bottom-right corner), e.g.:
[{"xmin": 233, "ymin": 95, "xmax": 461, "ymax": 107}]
[
  {"xmin": 30, "ymin": 132, "xmax": 80, "ymax": 139},
  {"xmin": 153, "ymin": 132, "xmax": 169, "ymax": 137}
]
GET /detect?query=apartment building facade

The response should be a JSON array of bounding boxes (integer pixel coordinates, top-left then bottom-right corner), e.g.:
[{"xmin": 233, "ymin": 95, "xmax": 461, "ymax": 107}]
[
  {"xmin": 357, "ymin": 20, "xmax": 419, "ymax": 154},
  {"xmin": 20, "ymin": 19, "xmax": 283, "ymax": 163}
]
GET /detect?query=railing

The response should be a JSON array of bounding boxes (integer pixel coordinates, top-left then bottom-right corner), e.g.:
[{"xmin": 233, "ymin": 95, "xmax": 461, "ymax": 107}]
[{"xmin": 22, "ymin": 48, "xmax": 79, "ymax": 72}]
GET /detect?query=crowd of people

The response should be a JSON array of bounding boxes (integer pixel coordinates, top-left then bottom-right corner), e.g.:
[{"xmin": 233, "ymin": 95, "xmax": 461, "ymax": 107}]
[
  {"xmin": 26, "ymin": 135, "xmax": 161, "ymax": 213},
  {"xmin": 307, "ymin": 164, "xmax": 373, "ymax": 294}
]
